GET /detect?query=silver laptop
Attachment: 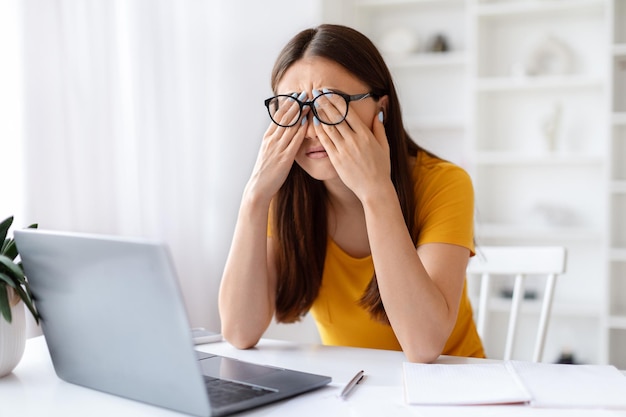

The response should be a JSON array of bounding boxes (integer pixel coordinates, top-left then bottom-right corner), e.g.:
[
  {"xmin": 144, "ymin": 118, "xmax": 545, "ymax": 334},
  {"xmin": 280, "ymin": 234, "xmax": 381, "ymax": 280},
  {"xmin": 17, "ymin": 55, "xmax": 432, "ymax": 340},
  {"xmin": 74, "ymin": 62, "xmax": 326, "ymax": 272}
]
[{"xmin": 14, "ymin": 229, "xmax": 331, "ymax": 417}]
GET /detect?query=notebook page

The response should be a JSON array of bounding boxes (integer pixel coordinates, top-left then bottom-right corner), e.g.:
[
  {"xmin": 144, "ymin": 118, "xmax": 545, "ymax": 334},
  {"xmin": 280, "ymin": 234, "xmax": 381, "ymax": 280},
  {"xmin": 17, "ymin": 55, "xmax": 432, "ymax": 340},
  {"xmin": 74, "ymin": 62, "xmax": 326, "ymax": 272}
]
[
  {"xmin": 403, "ymin": 362, "xmax": 532, "ymax": 405},
  {"xmin": 510, "ymin": 361, "xmax": 626, "ymax": 409}
]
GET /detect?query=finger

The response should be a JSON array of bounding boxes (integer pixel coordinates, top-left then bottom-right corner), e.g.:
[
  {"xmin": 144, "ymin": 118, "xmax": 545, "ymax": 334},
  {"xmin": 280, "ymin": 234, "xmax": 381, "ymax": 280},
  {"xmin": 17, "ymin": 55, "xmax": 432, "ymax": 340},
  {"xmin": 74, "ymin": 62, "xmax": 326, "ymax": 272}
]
[
  {"xmin": 372, "ymin": 110, "xmax": 387, "ymax": 147},
  {"xmin": 264, "ymin": 118, "xmax": 280, "ymax": 137},
  {"xmin": 264, "ymin": 91, "xmax": 308, "ymax": 142},
  {"xmin": 339, "ymin": 104, "xmax": 372, "ymax": 138},
  {"xmin": 262, "ymin": 119, "xmax": 304, "ymax": 159},
  {"xmin": 270, "ymin": 91, "xmax": 306, "ymax": 127},
  {"xmin": 263, "ymin": 121, "xmax": 293, "ymax": 150},
  {"xmin": 286, "ymin": 115, "xmax": 308, "ymax": 152},
  {"xmin": 310, "ymin": 94, "xmax": 349, "ymax": 148},
  {"xmin": 313, "ymin": 90, "xmax": 347, "ymax": 128},
  {"xmin": 314, "ymin": 118, "xmax": 339, "ymax": 155}
]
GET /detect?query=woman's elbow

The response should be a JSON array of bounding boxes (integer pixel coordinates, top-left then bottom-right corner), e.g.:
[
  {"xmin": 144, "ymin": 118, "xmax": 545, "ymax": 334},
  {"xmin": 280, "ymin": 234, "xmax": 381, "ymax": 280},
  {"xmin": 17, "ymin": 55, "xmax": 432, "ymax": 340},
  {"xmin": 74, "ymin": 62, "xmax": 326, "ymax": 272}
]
[
  {"xmin": 403, "ymin": 336, "xmax": 447, "ymax": 363},
  {"xmin": 221, "ymin": 327, "xmax": 261, "ymax": 350},
  {"xmin": 405, "ymin": 349, "xmax": 440, "ymax": 363}
]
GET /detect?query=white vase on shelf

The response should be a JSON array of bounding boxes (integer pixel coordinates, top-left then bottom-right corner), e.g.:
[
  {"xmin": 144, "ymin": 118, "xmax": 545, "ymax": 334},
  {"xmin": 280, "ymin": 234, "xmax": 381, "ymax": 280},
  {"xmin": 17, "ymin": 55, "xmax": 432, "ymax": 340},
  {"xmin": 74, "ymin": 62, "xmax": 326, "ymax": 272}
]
[
  {"xmin": 524, "ymin": 34, "xmax": 575, "ymax": 77},
  {"xmin": 0, "ymin": 289, "xmax": 27, "ymax": 378},
  {"xmin": 541, "ymin": 102, "xmax": 563, "ymax": 153},
  {"xmin": 378, "ymin": 27, "xmax": 420, "ymax": 57}
]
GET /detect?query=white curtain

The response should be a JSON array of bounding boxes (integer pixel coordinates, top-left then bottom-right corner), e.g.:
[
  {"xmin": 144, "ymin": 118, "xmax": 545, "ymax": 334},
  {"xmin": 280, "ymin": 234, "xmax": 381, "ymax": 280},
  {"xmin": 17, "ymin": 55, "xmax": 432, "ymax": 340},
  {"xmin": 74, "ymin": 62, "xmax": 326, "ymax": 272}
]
[
  {"xmin": 0, "ymin": 0, "xmax": 24, "ymax": 221},
  {"xmin": 16, "ymin": 0, "xmax": 321, "ymax": 333}
]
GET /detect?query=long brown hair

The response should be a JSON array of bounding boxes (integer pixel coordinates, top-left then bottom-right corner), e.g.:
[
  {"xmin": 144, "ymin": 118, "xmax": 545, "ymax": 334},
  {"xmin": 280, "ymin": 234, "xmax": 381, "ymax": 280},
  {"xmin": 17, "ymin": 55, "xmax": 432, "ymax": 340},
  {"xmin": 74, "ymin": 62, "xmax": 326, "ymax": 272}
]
[{"xmin": 271, "ymin": 24, "xmax": 422, "ymax": 324}]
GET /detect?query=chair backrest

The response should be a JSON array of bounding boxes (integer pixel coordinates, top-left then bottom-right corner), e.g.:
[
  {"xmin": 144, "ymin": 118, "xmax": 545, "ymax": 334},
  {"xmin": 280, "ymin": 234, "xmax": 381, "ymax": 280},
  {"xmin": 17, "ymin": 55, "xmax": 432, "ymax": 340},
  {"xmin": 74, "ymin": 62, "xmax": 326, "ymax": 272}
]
[{"xmin": 466, "ymin": 246, "xmax": 567, "ymax": 362}]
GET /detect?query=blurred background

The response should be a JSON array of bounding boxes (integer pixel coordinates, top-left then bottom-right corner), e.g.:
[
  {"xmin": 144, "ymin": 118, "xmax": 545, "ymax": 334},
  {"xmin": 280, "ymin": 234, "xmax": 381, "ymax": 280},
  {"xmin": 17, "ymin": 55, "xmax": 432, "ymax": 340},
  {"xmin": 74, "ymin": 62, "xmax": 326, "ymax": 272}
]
[
  {"xmin": 1, "ymin": 0, "xmax": 624, "ymax": 367},
  {"xmin": 0, "ymin": 0, "xmax": 322, "ymax": 340}
]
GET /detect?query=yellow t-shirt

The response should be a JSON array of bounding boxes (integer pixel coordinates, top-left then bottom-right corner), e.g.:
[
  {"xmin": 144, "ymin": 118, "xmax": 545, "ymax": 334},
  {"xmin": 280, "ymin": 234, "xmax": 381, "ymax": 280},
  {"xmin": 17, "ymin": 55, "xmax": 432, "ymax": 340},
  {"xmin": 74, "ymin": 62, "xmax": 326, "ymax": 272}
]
[{"xmin": 309, "ymin": 151, "xmax": 485, "ymax": 358}]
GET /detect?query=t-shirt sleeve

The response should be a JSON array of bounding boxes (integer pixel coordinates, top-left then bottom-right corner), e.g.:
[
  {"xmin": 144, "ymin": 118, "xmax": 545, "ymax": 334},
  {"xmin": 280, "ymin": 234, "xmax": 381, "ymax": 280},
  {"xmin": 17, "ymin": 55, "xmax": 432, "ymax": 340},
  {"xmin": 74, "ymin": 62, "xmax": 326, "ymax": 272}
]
[{"xmin": 414, "ymin": 160, "xmax": 475, "ymax": 255}]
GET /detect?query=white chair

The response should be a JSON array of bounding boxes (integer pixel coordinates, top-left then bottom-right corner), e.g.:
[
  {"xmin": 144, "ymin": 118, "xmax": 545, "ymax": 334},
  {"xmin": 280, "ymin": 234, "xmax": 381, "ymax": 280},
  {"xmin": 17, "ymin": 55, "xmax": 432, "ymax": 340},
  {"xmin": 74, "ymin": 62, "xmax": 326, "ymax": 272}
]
[{"xmin": 467, "ymin": 246, "xmax": 567, "ymax": 362}]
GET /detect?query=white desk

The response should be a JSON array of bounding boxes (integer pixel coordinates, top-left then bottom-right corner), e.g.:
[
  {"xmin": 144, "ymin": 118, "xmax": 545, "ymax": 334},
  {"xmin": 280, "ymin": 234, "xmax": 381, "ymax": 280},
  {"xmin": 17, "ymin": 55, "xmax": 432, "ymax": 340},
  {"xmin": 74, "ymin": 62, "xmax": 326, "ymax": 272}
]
[{"xmin": 1, "ymin": 336, "xmax": 625, "ymax": 417}]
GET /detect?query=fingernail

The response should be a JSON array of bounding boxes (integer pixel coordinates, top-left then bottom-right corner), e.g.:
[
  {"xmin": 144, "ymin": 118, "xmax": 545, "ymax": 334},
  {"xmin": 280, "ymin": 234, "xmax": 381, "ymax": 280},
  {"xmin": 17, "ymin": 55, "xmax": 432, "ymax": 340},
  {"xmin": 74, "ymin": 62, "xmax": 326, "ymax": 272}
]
[
  {"xmin": 301, "ymin": 115, "xmax": 307, "ymax": 126},
  {"xmin": 298, "ymin": 91, "xmax": 307, "ymax": 101},
  {"xmin": 312, "ymin": 89, "xmax": 321, "ymax": 108},
  {"xmin": 378, "ymin": 111, "xmax": 384, "ymax": 122},
  {"xmin": 291, "ymin": 92, "xmax": 298, "ymax": 98},
  {"xmin": 322, "ymin": 88, "xmax": 330, "ymax": 94},
  {"xmin": 314, "ymin": 116, "xmax": 320, "ymax": 126}
]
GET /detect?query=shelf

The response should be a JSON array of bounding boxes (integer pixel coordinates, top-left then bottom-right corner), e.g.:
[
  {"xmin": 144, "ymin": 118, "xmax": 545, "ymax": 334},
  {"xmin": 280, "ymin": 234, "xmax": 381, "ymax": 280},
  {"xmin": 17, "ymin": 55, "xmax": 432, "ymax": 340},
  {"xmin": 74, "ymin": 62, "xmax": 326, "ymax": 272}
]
[
  {"xmin": 475, "ymin": 75, "xmax": 604, "ymax": 92},
  {"xmin": 610, "ymin": 248, "xmax": 626, "ymax": 262},
  {"xmin": 473, "ymin": 152, "xmax": 604, "ymax": 166},
  {"xmin": 475, "ymin": 223, "xmax": 603, "ymax": 241},
  {"xmin": 384, "ymin": 51, "xmax": 466, "ymax": 69},
  {"xmin": 475, "ymin": 0, "xmax": 604, "ymax": 18}
]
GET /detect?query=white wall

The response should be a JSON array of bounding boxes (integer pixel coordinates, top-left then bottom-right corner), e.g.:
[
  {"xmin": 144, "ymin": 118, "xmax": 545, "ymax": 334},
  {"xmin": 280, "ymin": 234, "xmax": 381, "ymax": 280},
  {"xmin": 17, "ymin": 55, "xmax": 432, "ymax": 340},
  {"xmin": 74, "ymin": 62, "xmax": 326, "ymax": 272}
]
[
  {"xmin": 0, "ymin": 0, "xmax": 33, "ymax": 335},
  {"xmin": 0, "ymin": 0, "xmax": 24, "ymax": 224}
]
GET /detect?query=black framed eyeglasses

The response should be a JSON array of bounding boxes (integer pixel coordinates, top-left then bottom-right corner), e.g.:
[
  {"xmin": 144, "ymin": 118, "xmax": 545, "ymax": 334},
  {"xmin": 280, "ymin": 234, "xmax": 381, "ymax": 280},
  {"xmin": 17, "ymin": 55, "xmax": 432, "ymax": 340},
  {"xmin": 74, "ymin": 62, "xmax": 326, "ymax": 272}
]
[{"xmin": 264, "ymin": 91, "xmax": 378, "ymax": 128}]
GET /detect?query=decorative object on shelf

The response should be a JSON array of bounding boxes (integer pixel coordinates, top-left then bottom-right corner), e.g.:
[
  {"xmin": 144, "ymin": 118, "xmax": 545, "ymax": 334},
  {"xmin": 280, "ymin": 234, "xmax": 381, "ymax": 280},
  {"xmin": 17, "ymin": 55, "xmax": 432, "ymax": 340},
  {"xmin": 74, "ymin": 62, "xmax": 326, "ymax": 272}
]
[
  {"xmin": 378, "ymin": 27, "xmax": 419, "ymax": 57},
  {"xmin": 527, "ymin": 202, "xmax": 580, "ymax": 227},
  {"xmin": 0, "ymin": 216, "xmax": 39, "ymax": 378},
  {"xmin": 522, "ymin": 33, "xmax": 575, "ymax": 77},
  {"xmin": 541, "ymin": 102, "xmax": 563, "ymax": 153},
  {"xmin": 427, "ymin": 33, "xmax": 450, "ymax": 53}
]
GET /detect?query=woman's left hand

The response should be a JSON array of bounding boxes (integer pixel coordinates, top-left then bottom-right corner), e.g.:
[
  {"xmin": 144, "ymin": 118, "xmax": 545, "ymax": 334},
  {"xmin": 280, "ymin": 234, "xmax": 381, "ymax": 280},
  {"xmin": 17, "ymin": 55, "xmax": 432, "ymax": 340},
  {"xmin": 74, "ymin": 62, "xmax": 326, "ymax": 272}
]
[{"xmin": 314, "ymin": 99, "xmax": 392, "ymax": 201}]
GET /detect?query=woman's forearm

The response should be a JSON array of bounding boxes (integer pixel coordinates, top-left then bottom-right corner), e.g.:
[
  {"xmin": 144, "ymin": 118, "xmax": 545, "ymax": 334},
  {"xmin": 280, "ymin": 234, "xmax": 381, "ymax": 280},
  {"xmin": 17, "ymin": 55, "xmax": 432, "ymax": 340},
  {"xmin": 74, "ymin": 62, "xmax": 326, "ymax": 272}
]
[
  {"xmin": 218, "ymin": 189, "xmax": 276, "ymax": 349},
  {"xmin": 361, "ymin": 184, "xmax": 468, "ymax": 363}
]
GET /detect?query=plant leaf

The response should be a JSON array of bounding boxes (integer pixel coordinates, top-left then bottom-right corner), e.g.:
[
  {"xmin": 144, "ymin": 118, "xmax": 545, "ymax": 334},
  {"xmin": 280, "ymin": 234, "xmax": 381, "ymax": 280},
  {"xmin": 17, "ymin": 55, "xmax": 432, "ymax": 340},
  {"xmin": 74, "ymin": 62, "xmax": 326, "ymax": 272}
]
[
  {"xmin": 0, "ymin": 254, "xmax": 24, "ymax": 280},
  {"xmin": 20, "ymin": 272, "xmax": 35, "ymax": 300},
  {"xmin": 0, "ymin": 216, "xmax": 13, "ymax": 244},
  {"xmin": 0, "ymin": 284, "xmax": 13, "ymax": 323},
  {"xmin": 0, "ymin": 272, "xmax": 18, "ymax": 289},
  {"xmin": 11, "ymin": 283, "xmax": 39, "ymax": 324},
  {"xmin": 0, "ymin": 272, "xmax": 39, "ymax": 324},
  {"xmin": 2, "ymin": 239, "xmax": 17, "ymax": 260},
  {"xmin": 1, "ymin": 238, "xmax": 9, "ymax": 255},
  {"xmin": 0, "ymin": 219, "xmax": 40, "ymax": 324},
  {"xmin": 2, "ymin": 222, "xmax": 38, "ymax": 259},
  {"xmin": 23, "ymin": 299, "xmax": 39, "ymax": 324}
]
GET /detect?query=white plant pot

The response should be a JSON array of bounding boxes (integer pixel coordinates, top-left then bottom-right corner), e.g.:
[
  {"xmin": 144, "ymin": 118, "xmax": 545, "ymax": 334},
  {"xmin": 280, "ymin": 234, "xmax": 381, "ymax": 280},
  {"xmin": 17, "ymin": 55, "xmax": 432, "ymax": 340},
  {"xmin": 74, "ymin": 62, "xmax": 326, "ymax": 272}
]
[{"xmin": 0, "ymin": 289, "xmax": 26, "ymax": 378}]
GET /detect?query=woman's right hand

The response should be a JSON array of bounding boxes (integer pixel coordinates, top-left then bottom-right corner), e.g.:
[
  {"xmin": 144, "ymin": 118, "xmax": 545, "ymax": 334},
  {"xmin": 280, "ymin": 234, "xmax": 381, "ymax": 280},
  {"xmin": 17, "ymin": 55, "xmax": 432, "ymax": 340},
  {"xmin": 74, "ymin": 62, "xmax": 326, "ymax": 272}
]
[
  {"xmin": 249, "ymin": 91, "xmax": 308, "ymax": 199},
  {"xmin": 219, "ymin": 92, "xmax": 308, "ymax": 349}
]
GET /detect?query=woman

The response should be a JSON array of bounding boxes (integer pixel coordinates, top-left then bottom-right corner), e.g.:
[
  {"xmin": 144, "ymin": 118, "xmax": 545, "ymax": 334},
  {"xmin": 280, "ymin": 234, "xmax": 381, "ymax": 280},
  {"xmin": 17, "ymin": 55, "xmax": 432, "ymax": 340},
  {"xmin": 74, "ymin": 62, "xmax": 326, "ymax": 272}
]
[{"xmin": 218, "ymin": 24, "xmax": 485, "ymax": 362}]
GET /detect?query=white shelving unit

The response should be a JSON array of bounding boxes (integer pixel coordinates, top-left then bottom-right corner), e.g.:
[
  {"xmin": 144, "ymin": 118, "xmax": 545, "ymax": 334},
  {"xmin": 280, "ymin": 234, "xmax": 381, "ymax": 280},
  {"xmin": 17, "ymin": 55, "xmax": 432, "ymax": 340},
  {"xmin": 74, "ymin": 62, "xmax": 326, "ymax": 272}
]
[
  {"xmin": 322, "ymin": 0, "xmax": 619, "ymax": 365},
  {"xmin": 605, "ymin": 0, "xmax": 626, "ymax": 369},
  {"xmin": 467, "ymin": 0, "xmax": 608, "ymax": 364}
]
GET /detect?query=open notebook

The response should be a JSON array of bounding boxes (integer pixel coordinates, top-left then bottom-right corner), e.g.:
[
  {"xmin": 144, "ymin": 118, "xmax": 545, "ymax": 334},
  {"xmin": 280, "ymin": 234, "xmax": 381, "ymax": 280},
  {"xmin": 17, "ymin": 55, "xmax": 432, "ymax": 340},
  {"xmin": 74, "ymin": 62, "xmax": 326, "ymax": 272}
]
[{"xmin": 403, "ymin": 360, "xmax": 626, "ymax": 409}]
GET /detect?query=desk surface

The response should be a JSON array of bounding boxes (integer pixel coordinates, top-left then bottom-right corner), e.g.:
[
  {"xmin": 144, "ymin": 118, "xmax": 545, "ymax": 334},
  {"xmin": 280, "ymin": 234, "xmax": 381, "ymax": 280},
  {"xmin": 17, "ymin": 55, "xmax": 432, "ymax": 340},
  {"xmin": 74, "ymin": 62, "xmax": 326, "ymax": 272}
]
[{"xmin": 1, "ymin": 336, "xmax": 624, "ymax": 417}]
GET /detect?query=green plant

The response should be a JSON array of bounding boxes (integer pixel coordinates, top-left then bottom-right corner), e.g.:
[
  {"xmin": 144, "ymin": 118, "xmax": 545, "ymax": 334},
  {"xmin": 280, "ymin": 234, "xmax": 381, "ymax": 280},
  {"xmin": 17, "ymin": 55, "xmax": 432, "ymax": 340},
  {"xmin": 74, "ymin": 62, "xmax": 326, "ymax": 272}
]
[{"xmin": 0, "ymin": 216, "xmax": 39, "ymax": 324}]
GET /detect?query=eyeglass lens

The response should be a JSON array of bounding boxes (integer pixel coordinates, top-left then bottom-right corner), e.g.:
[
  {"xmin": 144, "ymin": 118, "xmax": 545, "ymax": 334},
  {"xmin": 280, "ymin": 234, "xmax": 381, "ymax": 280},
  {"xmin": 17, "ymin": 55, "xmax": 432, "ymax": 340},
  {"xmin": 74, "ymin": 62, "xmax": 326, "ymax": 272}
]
[{"xmin": 267, "ymin": 92, "xmax": 349, "ymax": 127}]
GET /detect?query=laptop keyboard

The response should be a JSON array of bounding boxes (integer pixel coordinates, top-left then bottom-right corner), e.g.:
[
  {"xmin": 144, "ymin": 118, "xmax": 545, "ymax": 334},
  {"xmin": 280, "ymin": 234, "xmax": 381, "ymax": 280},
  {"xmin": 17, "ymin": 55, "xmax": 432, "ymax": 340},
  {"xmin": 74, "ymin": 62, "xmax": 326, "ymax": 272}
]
[{"xmin": 203, "ymin": 376, "xmax": 276, "ymax": 408}]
